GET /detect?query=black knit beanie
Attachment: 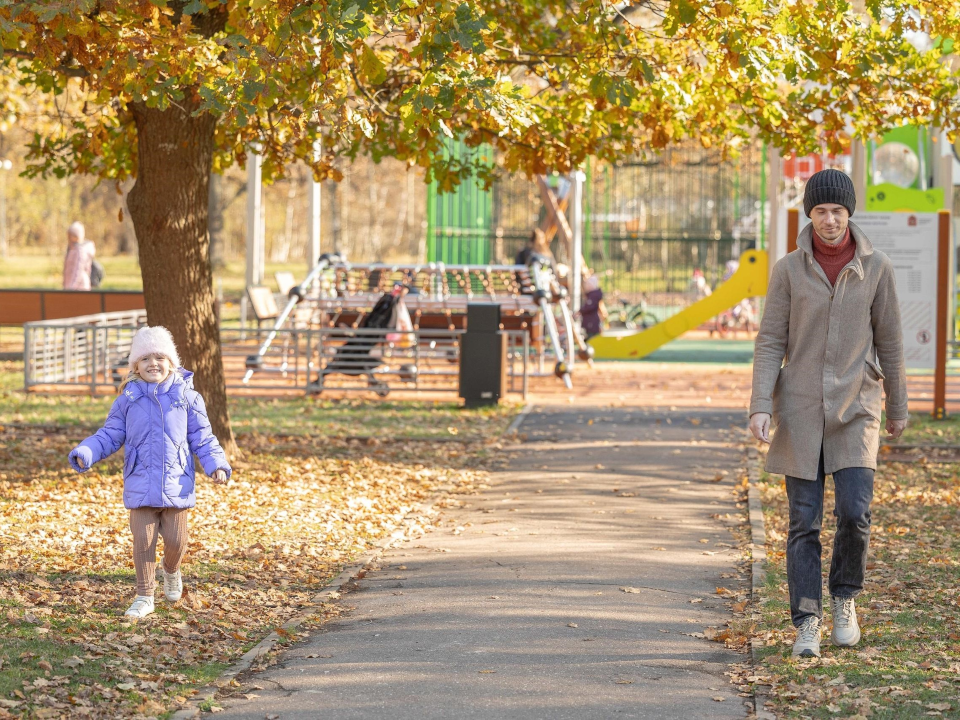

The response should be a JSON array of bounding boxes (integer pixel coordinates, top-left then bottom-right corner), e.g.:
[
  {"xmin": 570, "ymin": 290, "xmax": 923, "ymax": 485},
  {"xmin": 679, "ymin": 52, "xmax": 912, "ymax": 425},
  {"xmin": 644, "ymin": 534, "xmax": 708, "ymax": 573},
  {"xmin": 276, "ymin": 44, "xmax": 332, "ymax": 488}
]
[{"xmin": 803, "ymin": 169, "xmax": 856, "ymax": 217}]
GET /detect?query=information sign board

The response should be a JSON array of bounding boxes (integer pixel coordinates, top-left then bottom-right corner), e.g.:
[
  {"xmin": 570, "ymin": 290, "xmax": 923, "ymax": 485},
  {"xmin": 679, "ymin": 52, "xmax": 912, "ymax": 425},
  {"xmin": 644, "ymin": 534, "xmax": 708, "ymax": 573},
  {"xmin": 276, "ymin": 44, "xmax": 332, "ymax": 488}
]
[
  {"xmin": 855, "ymin": 213, "xmax": 939, "ymax": 368},
  {"xmin": 800, "ymin": 211, "xmax": 939, "ymax": 368}
]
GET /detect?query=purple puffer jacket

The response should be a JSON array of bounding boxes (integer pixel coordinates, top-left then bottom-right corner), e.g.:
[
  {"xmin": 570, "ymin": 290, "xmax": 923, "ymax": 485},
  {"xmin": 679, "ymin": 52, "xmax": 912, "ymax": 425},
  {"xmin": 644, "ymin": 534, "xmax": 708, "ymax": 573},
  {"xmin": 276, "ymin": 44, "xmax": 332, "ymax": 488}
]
[{"xmin": 68, "ymin": 370, "xmax": 231, "ymax": 509}]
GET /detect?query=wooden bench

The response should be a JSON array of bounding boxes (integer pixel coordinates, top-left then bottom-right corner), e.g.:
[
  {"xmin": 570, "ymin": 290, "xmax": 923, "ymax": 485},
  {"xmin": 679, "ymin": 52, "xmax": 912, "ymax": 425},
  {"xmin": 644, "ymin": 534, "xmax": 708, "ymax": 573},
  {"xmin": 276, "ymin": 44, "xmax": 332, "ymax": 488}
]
[{"xmin": 245, "ymin": 286, "xmax": 280, "ymax": 331}]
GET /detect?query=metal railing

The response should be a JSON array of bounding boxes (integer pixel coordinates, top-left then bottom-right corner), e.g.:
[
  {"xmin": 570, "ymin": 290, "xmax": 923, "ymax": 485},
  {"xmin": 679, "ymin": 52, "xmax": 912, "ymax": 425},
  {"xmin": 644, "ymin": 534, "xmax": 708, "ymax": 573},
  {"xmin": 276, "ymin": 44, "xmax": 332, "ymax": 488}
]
[
  {"xmin": 24, "ymin": 310, "xmax": 148, "ymax": 393},
  {"xmin": 240, "ymin": 258, "xmax": 561, "ymax": 389},
  {"xmin": 24, "ymin": 313, "xmax": 529, "ymax": 399},
  {"xmin": 224, "ymin": 324, "xmax": 529, "ymax": 398}
]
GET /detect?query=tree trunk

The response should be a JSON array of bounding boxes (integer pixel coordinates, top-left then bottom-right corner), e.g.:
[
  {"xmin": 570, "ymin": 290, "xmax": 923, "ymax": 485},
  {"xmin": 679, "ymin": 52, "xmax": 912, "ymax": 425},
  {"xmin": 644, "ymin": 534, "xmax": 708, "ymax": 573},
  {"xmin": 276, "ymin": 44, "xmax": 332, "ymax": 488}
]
[{"xmin": 126, "ymin": 98, "xmax": 238, "ymax": 459}]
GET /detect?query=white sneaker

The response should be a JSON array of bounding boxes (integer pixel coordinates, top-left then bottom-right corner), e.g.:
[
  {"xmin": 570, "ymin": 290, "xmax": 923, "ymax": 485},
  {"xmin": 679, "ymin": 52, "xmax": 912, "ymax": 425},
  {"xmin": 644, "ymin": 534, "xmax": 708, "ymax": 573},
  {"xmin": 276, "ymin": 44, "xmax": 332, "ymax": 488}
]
[
  {"xmin": 792, "ymin": 616, "xmax": 822, "ymax": 658},
  {"xmin": 162, "ymin": 569, "xmax": 183, "ymax": 602},
  {"xmin": 125, "ymin": 595, "xmax": 155, "ymax": 619},
  {"xmin": 831, "ymin": 597, "xmax": 861, "ymax": 647}
]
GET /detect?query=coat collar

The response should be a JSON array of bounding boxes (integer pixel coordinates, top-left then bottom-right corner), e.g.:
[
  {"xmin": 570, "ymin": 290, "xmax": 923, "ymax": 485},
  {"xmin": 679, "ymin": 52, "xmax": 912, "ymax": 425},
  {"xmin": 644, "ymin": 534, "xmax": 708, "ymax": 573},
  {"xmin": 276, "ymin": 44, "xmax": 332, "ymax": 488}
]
[
  {"xmin": 122, "ymin": 369, "xmax": 189, "ymax": 402},
  {"xmin": 796, "ymin": 220, "xmax": 873, "ymax": 280}
]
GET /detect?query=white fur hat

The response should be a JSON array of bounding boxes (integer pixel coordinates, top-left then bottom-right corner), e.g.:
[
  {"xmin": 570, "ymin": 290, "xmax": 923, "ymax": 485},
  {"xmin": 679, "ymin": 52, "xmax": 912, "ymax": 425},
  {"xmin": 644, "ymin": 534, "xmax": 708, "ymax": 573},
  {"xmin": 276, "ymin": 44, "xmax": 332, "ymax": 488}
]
[
  {"xmin": 129, "ymin": 326, "xmax": 181, "ymax": 370},
  {"xmin": 67, "ymin": 221, "xmax": 85, "ymax": 240}
]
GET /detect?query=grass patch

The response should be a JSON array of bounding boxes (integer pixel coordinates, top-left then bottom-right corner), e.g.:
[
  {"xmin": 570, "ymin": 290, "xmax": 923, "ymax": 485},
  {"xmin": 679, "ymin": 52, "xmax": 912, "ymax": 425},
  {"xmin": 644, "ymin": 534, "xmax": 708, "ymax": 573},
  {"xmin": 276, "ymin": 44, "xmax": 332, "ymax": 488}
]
[
  {"xmin": 230, "ymin": 395, "xmax": 514, "ymax": 440},
  {"xmin": 751, "ymin": 461, "xmax": 960, "ymax": 719},
  {"xmin": 0, "ymin": 254, "xmax": 312, "ymax": 302},
  {"xmin": 0, "ymin": 359, "xmax": 516, "ymax": 440},
  {"xmin": 896, "ymin": 411, "xmax": 960, "ymax": 446},
  {"xmin": 0, "ymin": 360, "xmax": 517, "ymax": 718}
]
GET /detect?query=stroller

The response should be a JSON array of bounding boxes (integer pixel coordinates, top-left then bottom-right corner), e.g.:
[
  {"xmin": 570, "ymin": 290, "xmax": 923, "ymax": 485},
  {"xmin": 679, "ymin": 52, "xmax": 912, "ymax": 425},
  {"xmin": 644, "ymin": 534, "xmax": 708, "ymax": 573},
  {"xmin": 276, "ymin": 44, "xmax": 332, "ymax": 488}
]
[{"xmin": 308, "ymin": 285, "xmax": 406, "ymax": 397}]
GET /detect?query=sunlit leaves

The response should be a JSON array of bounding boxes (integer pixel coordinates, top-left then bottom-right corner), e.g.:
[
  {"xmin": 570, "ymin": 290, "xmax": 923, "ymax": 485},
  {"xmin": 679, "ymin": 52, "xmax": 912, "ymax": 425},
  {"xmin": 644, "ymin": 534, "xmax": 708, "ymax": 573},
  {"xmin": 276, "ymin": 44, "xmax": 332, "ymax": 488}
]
[
  {"xmin": 0, "ymin": 416, "xmax": 504, "ymax": 718},
  {"xmin": 664, "ymin": 0, "xmax": 702, "ymax": 36},
  {"xmin": 358, "ymin": 45, "xmax": 386, "ymax": 85},
  {"xmin": 0, "ymin": 0, "xmax": 959, "ymax": 186}
]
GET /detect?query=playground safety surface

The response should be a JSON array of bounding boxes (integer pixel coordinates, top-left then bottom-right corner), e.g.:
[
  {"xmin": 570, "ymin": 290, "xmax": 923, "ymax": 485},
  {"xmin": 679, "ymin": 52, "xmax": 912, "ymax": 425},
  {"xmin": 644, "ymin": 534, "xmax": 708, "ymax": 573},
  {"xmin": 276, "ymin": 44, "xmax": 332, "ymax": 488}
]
[{"xmin": 529, "ymin": 360, "xmax": 960, "ymax": 416}]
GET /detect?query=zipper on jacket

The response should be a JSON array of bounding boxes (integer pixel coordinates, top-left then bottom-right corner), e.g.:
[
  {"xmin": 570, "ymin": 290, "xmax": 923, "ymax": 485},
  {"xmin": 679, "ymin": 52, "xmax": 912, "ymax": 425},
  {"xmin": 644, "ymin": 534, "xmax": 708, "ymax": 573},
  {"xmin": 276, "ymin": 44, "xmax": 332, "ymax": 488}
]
[{"xmin": 154, "ymin": 384, "xmax": 164, "ymax": 501}]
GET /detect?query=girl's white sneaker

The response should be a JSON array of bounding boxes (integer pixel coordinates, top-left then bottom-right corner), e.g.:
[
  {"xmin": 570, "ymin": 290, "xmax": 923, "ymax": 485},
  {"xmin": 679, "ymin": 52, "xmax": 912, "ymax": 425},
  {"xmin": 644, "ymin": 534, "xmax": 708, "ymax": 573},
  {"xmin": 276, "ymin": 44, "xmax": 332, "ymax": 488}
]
[
  {"xmin": 125, "ymin": 595, "xmax": 155, "ymax": 619},
  {"xmin": 162, "ymin": 569, "xmax": 183, "ymax": 602}
]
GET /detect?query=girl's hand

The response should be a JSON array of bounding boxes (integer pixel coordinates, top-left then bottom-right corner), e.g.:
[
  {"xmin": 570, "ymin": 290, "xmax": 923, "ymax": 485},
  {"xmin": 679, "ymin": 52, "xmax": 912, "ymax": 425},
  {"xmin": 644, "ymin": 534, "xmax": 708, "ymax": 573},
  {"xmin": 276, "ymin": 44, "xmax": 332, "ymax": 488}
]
[
  {"xmin": 69, "ymin": 446, "xmax": 93, "ymax": 473},
  {"xmin": 212, "ymin": 469, "xmax": 228, "ymax": 485}
]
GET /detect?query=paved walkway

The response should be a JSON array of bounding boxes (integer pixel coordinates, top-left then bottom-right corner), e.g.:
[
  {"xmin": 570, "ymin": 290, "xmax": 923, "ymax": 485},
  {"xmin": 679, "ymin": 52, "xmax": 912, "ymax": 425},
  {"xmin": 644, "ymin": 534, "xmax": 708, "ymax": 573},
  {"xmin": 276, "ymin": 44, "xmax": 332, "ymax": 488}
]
[{"xmin": 217, "ymin": 406, "xmax": 750, "ymax": 719}]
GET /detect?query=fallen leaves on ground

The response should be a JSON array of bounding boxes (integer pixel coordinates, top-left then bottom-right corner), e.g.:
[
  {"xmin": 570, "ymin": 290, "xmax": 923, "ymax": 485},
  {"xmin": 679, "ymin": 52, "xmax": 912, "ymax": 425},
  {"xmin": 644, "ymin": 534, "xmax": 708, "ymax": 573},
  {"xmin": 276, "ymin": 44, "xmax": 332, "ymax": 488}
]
[
  {"xmin": 749, "ymin": 459, "xmax": 960, "ymax": 718},
  {"xmin": 0, "ymin": 415, "xmax": 508, "ymax": 719}
]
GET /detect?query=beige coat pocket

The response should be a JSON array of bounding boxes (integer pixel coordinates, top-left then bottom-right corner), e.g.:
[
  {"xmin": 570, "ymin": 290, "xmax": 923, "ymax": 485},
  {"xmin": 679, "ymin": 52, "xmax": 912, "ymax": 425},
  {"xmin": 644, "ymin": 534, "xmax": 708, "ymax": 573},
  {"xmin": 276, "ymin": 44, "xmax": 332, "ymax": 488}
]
[{"xmin": 859, "ymin": 361, "xmax": 883, "ymax": 420}]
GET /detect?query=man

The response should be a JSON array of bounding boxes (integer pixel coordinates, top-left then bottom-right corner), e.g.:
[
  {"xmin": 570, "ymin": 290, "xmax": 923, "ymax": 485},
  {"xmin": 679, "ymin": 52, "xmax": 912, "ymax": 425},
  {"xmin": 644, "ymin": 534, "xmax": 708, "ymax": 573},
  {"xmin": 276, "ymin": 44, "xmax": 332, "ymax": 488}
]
[
  {"xmin": 749, "ymin": 169, "xmax": 907, "ymax": 658},
  {"xmin": 62, "ymin": 221, "xmax": 96, "ymax": 291}
]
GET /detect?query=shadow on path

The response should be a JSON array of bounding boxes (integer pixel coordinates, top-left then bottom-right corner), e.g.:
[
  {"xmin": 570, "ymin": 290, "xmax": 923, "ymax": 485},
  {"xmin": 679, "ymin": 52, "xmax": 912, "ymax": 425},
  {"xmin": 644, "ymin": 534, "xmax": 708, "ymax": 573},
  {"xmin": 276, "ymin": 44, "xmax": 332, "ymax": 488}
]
[{"xmin": 217, "ymin": 406, "xmax": 750, "ymax": 720}]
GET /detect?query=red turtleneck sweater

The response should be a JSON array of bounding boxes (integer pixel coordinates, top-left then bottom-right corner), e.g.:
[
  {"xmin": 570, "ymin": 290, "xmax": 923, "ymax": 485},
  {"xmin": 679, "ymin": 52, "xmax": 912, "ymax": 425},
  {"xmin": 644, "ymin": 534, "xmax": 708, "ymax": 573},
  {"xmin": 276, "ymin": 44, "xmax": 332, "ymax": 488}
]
[{"xmin": 813, "ymin": 228, "xmax": 854, "ymax": 287}]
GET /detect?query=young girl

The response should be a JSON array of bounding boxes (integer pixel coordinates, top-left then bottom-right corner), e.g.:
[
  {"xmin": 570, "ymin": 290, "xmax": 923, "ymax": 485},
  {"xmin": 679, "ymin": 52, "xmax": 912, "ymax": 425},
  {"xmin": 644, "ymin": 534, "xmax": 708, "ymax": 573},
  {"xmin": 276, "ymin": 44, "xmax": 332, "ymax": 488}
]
[
  {"xmin": 577, "ymin": 272, "xmax": 607, "ymax": 340},
  {"xmin": 68, "ymin": 326, "xmax": 232, "ymax": 619}
]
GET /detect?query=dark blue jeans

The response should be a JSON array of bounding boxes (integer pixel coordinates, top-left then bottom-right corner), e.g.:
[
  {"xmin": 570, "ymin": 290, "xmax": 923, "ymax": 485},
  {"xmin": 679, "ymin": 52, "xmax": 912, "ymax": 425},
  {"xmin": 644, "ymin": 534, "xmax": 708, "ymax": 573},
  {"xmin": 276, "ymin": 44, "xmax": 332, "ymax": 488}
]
[{"xmin": 785, "ymin": 450, "xmax": 874, "ymax": 627}]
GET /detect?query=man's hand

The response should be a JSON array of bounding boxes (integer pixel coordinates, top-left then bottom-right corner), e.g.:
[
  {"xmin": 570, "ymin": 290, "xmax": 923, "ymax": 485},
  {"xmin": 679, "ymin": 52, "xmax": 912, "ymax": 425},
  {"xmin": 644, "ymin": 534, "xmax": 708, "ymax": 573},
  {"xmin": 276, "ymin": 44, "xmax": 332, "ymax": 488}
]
[
  {"xmin": 886, "ymin": 417, "xmax": 907, "ymax": 441},
  {"xmin": 749, "ymin": 413, "xmax": 771, "ymax": 444},
  {"xmin": 212, "ymin": 469, "xmax": 228, "ymax": 485}
]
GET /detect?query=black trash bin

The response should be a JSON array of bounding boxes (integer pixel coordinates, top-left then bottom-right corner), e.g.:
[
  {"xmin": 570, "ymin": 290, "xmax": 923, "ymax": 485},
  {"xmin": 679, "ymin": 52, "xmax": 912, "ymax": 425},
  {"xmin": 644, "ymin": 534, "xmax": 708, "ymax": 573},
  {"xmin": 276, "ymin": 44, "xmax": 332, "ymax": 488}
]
[{"xmin": 459, "ymin": 304, "xmax": 506, "ymax": 408}]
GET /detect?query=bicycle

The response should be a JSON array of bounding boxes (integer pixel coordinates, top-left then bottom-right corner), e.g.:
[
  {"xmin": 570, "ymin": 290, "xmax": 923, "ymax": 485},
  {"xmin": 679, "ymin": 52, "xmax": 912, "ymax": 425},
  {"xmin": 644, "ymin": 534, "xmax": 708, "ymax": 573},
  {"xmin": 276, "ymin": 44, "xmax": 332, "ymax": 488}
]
[{"xmin": 608, "ymin": 297, "xmax": 660, "ymax": 331}]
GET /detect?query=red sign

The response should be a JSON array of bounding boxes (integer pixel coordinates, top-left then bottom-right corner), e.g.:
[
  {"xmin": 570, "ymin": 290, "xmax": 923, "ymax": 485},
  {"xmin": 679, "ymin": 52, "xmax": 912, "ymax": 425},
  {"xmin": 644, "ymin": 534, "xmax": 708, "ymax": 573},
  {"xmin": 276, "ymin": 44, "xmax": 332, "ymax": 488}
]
[
  {"xmin": 784, "ymin": 153, "xmax": 851, "ymax": 181},
  {"xmin": 783, "ymin": 155, "xmax": 823, "ymax": 180}
]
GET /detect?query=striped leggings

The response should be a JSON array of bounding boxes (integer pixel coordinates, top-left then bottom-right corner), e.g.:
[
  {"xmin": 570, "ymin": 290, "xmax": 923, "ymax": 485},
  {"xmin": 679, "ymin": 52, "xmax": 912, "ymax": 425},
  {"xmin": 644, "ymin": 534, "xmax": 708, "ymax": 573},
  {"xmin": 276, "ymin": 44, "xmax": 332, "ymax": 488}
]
[{"xmin": 129, "ymin": 507, "xmax": 189, "ymax": 596}]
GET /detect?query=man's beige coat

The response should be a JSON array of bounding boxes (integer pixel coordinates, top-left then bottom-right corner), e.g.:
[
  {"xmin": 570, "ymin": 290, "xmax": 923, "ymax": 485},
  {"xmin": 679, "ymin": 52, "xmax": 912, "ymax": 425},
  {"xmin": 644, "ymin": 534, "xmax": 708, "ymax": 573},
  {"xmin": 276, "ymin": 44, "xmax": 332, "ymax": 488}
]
[{"xmin": 750, "ymin": 221, "xmax": 908, "ymax": 481}]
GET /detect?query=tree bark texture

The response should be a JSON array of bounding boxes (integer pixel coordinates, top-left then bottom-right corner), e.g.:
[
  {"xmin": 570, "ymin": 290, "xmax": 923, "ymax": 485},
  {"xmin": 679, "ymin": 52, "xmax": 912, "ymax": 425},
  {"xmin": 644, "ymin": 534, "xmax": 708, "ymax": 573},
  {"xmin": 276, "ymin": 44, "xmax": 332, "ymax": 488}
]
[{"xmin": 126, "ymin": 98, "xmax": 238, "ymax": 458}]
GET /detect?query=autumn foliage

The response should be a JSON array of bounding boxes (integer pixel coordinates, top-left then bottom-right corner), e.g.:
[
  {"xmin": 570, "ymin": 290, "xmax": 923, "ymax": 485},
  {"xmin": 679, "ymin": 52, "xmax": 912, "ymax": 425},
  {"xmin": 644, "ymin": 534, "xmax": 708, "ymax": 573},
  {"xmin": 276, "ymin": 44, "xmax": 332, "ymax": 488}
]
[{"xmin": 0, "ymin": 1, "xmax": 958, "ymax": 187}]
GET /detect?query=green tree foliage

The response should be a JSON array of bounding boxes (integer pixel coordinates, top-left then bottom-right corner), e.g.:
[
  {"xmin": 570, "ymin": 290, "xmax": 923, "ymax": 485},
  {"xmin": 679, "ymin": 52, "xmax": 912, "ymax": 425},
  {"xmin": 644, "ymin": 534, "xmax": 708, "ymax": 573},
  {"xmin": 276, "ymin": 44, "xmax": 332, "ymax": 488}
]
[{"xmin": 1, "ymin": 1, "xmax": 957, "ymax": 189}]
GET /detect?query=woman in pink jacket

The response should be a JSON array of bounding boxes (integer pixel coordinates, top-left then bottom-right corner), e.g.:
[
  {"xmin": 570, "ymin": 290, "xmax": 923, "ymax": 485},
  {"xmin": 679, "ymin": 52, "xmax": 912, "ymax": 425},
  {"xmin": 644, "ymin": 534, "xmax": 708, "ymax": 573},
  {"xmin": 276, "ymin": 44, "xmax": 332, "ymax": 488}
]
[{"xmin": 62, "ymin": 221, "xmax": 96, "ymax": 290}]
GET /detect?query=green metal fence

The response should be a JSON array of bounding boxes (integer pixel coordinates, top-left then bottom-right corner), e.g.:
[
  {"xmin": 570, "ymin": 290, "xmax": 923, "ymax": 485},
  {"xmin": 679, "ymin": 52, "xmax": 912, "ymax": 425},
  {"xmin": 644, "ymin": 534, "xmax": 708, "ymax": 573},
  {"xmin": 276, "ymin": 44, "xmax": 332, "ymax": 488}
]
[
  {"xmin": 426, "ymin": 142, "xmax": 763, "ymax": 303},
  {"xmin": 426, "ymin": 141, "xmax": 493, "ymax": 264},
  {"xmin": 583, "ymin": 145, "xmax": 762, "ymax": 301}
]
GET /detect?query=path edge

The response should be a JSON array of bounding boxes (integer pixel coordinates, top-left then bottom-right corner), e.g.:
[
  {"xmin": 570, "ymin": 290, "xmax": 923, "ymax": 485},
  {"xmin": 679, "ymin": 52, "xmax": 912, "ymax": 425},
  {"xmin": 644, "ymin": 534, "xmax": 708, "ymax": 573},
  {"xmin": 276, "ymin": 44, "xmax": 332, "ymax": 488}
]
[
  {"xmin": 171, "ymin": 403, "xmax": 533, "ymax": 719},
  {"xmin": 504, "ymin": 402, "xmax": 533, "ymax": 437},
  {"xmin": 746, "ymin": 445, "xmax": 776, "ymax": 720}
]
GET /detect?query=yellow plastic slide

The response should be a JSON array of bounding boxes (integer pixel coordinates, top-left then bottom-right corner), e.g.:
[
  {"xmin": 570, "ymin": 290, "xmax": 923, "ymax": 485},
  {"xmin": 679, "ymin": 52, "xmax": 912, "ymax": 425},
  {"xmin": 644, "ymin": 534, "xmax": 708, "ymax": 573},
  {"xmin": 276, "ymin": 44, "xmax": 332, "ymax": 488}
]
[{"xmin": 588, "ymin": 250, "xmax": 769, "ymax": 360}]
